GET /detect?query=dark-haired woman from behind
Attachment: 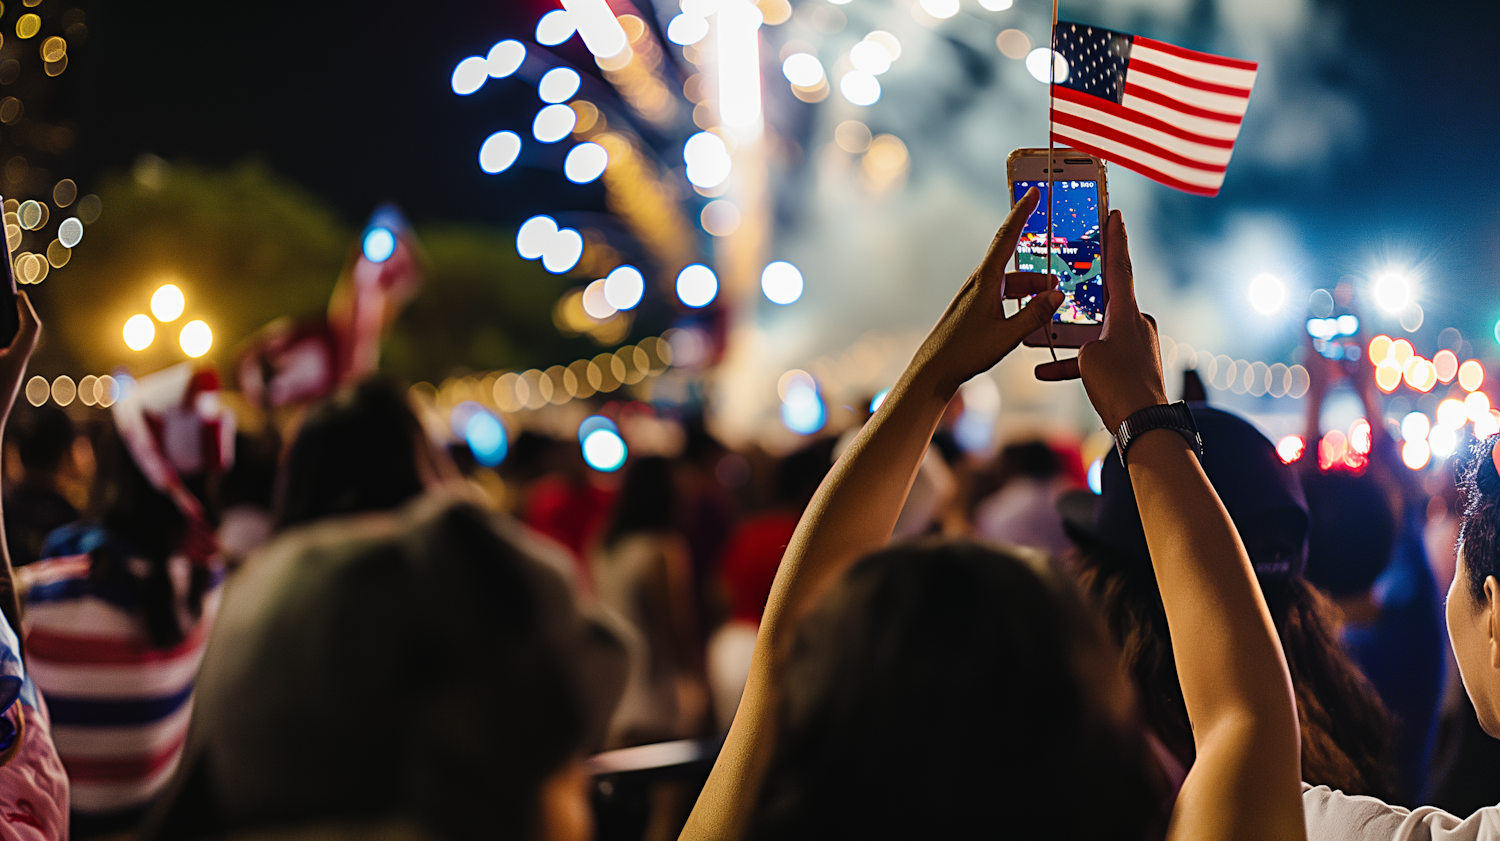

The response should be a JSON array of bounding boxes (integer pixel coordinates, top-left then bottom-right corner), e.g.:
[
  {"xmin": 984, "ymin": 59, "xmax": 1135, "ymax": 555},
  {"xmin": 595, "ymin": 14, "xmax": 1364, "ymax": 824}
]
[
  {"xmin": 273, "ymin": 376, "xmax": 442, "ymax": 531},
  {"xmin": 22, "ymin": 364, "xmax": 234, "ymax": 838},
  {"xmin": 681, "ymin": 192, "xmax": 1306, "ymax": 841},
  {"xmin": 590, "ymin": 456, "xmax": 706, "ymax": 748}
]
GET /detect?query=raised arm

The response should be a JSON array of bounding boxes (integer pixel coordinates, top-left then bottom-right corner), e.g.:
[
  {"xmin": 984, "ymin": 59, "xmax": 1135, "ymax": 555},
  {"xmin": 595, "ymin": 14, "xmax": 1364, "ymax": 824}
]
[
  {"xmin": 679, "ymin": 189, "xmax": 1062, "ymax": 841},
  {"xmin": 1039, "ymin": 212, "xmax": 1304, "ymax": 841},
  {"xmin": 0, "ymin": 293, "xmax": 40, "ymax": 634}
]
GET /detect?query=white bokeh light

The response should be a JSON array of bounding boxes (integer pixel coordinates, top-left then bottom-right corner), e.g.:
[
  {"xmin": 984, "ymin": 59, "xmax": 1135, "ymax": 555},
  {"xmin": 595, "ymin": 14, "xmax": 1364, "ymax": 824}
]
[
  {"xmin": 582, "ymin": 429, "xmax": 628, "ymax": 472},
  {"xmin": 676, "ymin": 264, "xmax": 718, "ymax": 307},
  {"xmin": 761, "ymin": 261, "xmax": 804, "ymax": 305},
  {"xmin": 538, "ymin": 68, "xmax": 581, "ymax": 103},
  {"xmin": 849, "ymin": 41, "xmax": 892, "ymax": 75},
  {"xmin": 667, "ymin": 14, "xmax": 709, "ymax": 45},
  {"xmin": 684, "ymin": 132, "xmax": 732, "ymax": 188},
  {"xmin": 701, "ymin": 200, "xmax": 741, "ymax": 237},
  {"xmin": 840, "ymin": 71, "xmax": 880, "ymax": 106},
  {"xmin": 680, "ymin": 0, "xmax": 719, "ymax": 16},
  {"xmin": 532, "ymin": 104, "xmax": 578, "ymax": 143},
  {"xmin": 918, "ymin": 0, "xmax": 959, "ymax": 18},
  {"xmin": 1248, "ymin": 273, "xmax": 1286, "ymax": 315},
  {"xmin": 978, "ymin": 0, "xmax": 1013, "ymax": 8},
  {"xmin": 1373, "ymin": 272, "xmax": 1411, "ymax": 313},
  {"xmin": 123, "ymin": 314, "xmax": 154, "ymax": 351},
  {"xmin": 151, "ymin": 284, "xmax": 185, "ymax": 322},
  {"xmin": 179, "ymin": 320, "xmax": 213, "ymax": 358},
  {"xmin": 582, "ymin": 279, "xmax": 617, "ymax": 320},
  {"xmin": 517, "ymin": 216, "xmax": 558, "ymax": 260},
  {"xmin": 487, "ymin": 40, "xmax": 526, "ymax": 78},
  {"xmin": 536, "ymin": 10, "xmax": 576, "ymax": 46},
  {"xmin": 451, "ymin": 56, "xmax": 490, "ymax": 95},
  {"xmin": 479, "ymin": 131, "xmax": 522, "ymax": 173},
  {"xmin": 1401, "ymin": 411, "xmax": 1431, "ymax": 443},
  {"xmin": 1430, "ymin": 425, "xmax": 1458, "ymax": 458},
  {"xmin": 541, "ymin": 229, "xmax": 583, "ymax": 273},
  {"xmin": 563, "ymin": 142, "xmax": 608, "ymax": 183},
  {"xmin": 603, "ymin": 265, "xmax": 645, "ymax": 310},
  {"xmin": 58, "ymin": 218, "xmax": 83, "ymax": 248},
  {"xmin": 781, "ymin": 53, "xmax": 825, "ymax": 87},
  {"xmin": 516, "ymin": 216, "xmax": 584, "ymax": 274},
  {"xmin": 1025, "ymin": 48, "xmax": 1069, "ymax": 83}
]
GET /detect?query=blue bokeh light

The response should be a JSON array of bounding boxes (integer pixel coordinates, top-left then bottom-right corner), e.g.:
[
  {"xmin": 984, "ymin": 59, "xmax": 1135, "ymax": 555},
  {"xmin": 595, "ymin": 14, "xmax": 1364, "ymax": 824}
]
[
  {"xmin": 362, "ymin": 227, "xmax": 396, "ymax": 263},
  {"xmin": 582, "ymin": 428, "xmax": 627, "ymax": 472},
  {"xmin": 465, "ymin": 411, "xmax": 508, "ymax": 467}
]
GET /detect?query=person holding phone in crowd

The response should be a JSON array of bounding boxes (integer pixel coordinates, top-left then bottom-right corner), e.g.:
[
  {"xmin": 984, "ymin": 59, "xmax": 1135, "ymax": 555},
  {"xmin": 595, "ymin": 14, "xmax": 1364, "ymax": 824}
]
[{"xmin": 679, "ymin": 188, "xmax": 1307, "ymax": 841}]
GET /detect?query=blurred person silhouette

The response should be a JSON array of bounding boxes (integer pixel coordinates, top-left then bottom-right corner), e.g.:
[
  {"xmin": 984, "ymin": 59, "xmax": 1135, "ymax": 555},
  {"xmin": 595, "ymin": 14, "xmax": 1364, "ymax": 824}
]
[
  {"xmin": 1069, "ymin": 403, "xmax": 1400, "ymax": 802},
  {"xmin": 674, "ymin": 422, "xmax": 736, "ymax": 637},
  {"xmin": 216, "ymin": 431, "xmax": 279, "ymax": 569},
  {"xmin": 0, "ymin": 295, "xmax": 73, "ymax": 840},
  {"xmin": 972, "ymin": 440, "xmax": 1077, "ymax": 557},
  {"xmin": 525, "ymin": 439, "xmax": 616, "ymax": 591},
  {"xmin": 22, "ymin": 363, "xmax": 235, "ymax": 837},
  {"xmin": 682, "ymin": 195, "xmax": 1308, "ymax": 841},
  {"xmin": 4, "ymin": 403, "xmax": 92, "ymax": 567},
  {"xmin": 142, "ymin": 497, "xmax": 627, "ymax": 841},
  {"xmin": 273, "ymin": 377, "xmax": 438, "ymax": 532},
  {"xmin": 708, "ymin": 441, "xmax": 832, "ymax": 732},
  {"xmin": 591, "ymin": 456, "xmax": 705, "ymax": 748},
  {"xmin": 1302, "ymin": 345, "xmax": 1446, "ymax": 802},
  {"xmin": 1302, "ymin": 434, "xmax": 1500, "ymax": 836}
]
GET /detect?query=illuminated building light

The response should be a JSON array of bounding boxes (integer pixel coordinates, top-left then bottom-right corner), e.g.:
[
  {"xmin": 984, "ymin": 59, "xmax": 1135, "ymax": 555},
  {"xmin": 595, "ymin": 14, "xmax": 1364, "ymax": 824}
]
[
  {"xmin": 451, "ymin": 55, "xmax": 490, "ymax": 95},
  {"xmin": 151, "ymin": 284, "xmax": 185, "ymax": 322},
  {"xmin": 676, "ymin": 264, "xmax": 718, "ymax": 307},
  {"xmin": 582, "ymin": 428, "xmax": 628, "ymax": 472},
  {"xmin": 782, "ymin": 53, "xmax": 825, "ymax": 87},
  {"xmin": 1402, "ymin": 439, "xmax": 1431, "ymax": 471},
  {"xmin": 1247, "ymin": 273, "xmax": 1285, "ymax": 315},
  {"xmin": 839, "ymin": 71, "xmax": 880, "ymax": 106},
  {"xmin": 1401, "ymin": 412, "xmax": 1430, "ymax": 443},
  {"xmin": 761, "ymin": 261, "xmax": 804, "ymax": 305},
  {"xmin": 1438, "ymin": 399, "xmax": 1468, "ymax": 430},
  {"xmin": 536, "ymin": 10, "xmax": 577, "ymax": 47},
  {"xmin": 1434, "ymin": 349, "xmax": 1459, "ymax": 383},
  {"xmin": 123, "ymin": 314, "xmax": 154, "ymax": 351},
  {"xmin": 1373, "ymin": 272, "xmax": 1410, "ymax": 313},
  {"xmin": 849, "ymin": 40, "xmax": 892, "ymax": 75},
  {"xmin": 487, "ymin": 40, "xmax": 526, "ymax": 78},
  {"xmin": 563, "ymin": 141, "xmax": 608, "ymax": 183},
  {"xmin": 667, "ymin": 14, "xmax": 709, "ymax": 46},
  {"xmin": 179, "ymin": 320, "xmax": 212, "ymax": 358},
  {"xmin": 1276, "ymin": 435, "xmax": 1305, "ymax": 465},
  {"xmin": 717, "ymin": 0, "xmax": 765, "ymax": 132},
  {"xmin": 1466, "ymin": 390, "xmax": 1491, "ymax": 424},
  {"xmin": 538, "ymin": 67, "xmax": 582, "ymax": 103},
  {"xmin": 560, "ymin": 0, "xmax": 630, "ymax": 58},
  {"xmin": 603, "ymin": 265, "xmax": 645, "ymax": 310},
  {"xmin": 1459, "ymin": 360, "xmax": 1485, "ymax": 392}
]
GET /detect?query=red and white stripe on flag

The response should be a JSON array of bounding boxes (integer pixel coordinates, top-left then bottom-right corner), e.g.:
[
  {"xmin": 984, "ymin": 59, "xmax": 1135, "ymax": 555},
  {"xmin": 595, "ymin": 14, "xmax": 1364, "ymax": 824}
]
[{"xmin": 1051, "ymin": 36, "xmax": 1257, "ymax": 196}]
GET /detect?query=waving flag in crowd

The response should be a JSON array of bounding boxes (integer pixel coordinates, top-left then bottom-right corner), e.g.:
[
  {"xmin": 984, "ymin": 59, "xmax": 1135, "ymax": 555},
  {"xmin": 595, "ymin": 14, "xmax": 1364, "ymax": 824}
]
[{"xmin": 1048, "ymin": 21, "xmax": 1258, "ymax": 196}]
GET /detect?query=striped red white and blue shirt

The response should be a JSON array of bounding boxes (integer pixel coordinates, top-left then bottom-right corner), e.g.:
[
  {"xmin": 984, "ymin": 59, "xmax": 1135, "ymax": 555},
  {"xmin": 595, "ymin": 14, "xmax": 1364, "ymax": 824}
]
[{"xmin": 20, "ymin": 523, "xmax": 222, "ymax": 819}]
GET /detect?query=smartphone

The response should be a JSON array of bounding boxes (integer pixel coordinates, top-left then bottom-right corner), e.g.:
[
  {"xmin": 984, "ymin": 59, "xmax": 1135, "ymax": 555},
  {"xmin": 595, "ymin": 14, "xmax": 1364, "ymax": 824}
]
[
  {"xmin": 1006, "ymin": 149, "xmax": 1108, "ymax": 348},
  {"xmin": 0, "ymin": 197, "xmax": 20, "ymax": 348}
]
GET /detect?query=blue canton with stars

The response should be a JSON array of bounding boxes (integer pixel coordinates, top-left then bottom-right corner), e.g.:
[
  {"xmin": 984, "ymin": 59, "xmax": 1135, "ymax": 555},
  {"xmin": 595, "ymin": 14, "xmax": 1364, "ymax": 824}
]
[{"xmin": 1054, "ymin": 22, "xmax": 1133, "ymax": 105}]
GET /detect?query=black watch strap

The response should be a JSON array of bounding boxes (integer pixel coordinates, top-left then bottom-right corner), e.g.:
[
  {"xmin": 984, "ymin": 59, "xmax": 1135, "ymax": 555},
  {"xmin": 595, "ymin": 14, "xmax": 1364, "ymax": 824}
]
[{"xmin": 1115, "ymin": 401, "xmax": 1203, "ymax": 466}]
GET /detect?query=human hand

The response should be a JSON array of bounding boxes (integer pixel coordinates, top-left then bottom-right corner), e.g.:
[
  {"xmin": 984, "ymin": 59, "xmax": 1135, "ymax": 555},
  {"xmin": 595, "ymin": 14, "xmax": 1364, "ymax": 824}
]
[
  {"xmin": 1034, "ymin": 210, "xmax": 1166, "ymax": 431},
  {"xmin": 913, "ymin": 187, "xmax": 1064, "ymax": 394},
  {"xmin": 0, "ymin": 293, "xmax": 39, "ymax": 432}
]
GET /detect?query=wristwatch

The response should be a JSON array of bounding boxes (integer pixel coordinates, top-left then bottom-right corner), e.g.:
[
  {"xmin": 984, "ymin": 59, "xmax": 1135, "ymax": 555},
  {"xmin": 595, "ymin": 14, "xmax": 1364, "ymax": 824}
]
[{"xmin": 1115, "ymin": 401, "xmax": 1203, "ymax": 466}]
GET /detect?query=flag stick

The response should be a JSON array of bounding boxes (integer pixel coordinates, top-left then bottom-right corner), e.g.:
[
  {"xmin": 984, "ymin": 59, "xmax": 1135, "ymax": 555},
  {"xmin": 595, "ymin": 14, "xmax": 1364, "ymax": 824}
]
[{"xmin": 1043, "ymin": 0, "xmax": 1059, "ymax": 362}]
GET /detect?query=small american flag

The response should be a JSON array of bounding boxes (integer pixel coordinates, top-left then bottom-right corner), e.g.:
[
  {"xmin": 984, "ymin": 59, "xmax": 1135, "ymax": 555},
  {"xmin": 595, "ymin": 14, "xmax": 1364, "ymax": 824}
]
[{"xmin": 1049, "ymin": 22, "xmax": 1257, "ymax": 196}]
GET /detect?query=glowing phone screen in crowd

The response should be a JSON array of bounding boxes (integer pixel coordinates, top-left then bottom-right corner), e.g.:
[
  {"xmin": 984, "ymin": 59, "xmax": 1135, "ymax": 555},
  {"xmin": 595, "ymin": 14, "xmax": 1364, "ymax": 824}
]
[{"xmin": 1012, "ymin": 180, "xmax": 1104, "ymax": 326}]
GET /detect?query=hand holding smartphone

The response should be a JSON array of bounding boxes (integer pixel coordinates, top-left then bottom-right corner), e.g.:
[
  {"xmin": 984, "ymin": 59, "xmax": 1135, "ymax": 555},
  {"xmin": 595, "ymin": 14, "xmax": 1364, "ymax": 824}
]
[{"xmin": 1006, "ymin": 149, "xmax": 1108, "ymax": 348}]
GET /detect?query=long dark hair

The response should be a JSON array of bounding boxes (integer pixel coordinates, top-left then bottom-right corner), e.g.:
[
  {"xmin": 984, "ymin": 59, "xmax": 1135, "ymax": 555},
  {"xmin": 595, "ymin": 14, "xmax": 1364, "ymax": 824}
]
[
  {"xmin": 748, "ymin": 540, "xmax": 1167, "ymax": 841},
  {"xmin": 1459, "ymin": 434, "xmax": 1500, "ymax": 602},
  {"xmin": 1076, "ymin": 548, "xmax": 1400, "ymax": 801},
  {"xmin": 90, "ymin": 428, "xmax": 216, "ymax": 648},
  {"xmin": 274, "ymin": 377, "xmax": 427, "ymax": 531},
  {"xmin": 601, "ymin": 456, "xmax": 677, "ymax": 548}
]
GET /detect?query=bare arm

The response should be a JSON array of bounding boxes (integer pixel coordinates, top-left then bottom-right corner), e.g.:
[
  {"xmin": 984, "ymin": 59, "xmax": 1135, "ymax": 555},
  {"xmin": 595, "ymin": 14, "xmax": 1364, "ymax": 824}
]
[
  {"xmin": 679, "ymin": 190, "xmax": 1062, "ymax": 841},
  {"xmin": 1039, "ymin": 212, "xmax": 1303, "ymax": 841},
  {"xmin": 0, "ymin": 294, "xmax": 40, "ymax": 635}
]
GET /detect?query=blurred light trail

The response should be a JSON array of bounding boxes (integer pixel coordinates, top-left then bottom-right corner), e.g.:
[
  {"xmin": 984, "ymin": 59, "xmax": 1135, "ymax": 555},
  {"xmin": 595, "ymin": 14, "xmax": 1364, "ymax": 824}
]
[
  {"xmin": 717, "ymin": 0, "xmax": 763, "ymax": 133},
  {"xmin": 560, "ymin": 0, "xmax": 629, "ymax": 59}
]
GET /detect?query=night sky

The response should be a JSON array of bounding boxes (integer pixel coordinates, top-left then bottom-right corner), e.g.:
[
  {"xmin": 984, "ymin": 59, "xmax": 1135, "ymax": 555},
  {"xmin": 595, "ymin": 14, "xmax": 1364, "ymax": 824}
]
[{"xmin": 56, "ymin": 0, "xmax": 1500, "ymax": 324}]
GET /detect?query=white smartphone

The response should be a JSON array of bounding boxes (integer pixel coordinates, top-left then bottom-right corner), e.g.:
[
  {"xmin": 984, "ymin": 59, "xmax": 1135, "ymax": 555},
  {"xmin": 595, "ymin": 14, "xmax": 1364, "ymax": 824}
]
[{"xmin": 1006, "ymin": 149, "xmax": 1108, "ymax": 348}]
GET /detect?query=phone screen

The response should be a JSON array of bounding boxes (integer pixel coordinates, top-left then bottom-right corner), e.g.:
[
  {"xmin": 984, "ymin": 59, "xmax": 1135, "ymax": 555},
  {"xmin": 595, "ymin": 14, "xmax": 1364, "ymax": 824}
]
[{"xmin": 1012, "ymin": 179, "xmax": 1104, "ymax": 325}]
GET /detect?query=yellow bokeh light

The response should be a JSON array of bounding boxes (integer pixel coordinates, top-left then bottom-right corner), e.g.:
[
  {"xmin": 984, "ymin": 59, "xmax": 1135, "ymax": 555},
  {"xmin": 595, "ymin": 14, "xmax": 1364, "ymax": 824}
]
[
  {"xmin": 24, "ymin": 375, "xmax": 47, "ymax": 407},
  {"xmin": 123, "ymin": 314, "xmax": 154, "ymax": 351},
  {"xmin": 1374, "ymin": 363, "xmax": 1401, "ymax": 393},
  {"xmin": 1367, "ymin": 334, "xmax": 1392, "ymax": 365},
  {"xmin": 179, "ymin": 320, "xmax": 212, "ymax": 357},
  {"xmin": 39, "ymin": 36, "xmax": 64, "ymax": 62},
  {"xmin": 151, "ymin": 283, "xmax": 185, "ymax": 322},
  {"xmin": 1459, "ymin": 360, "xmax": 1485, "ymax": 393},
  {"xmin": 15, "ymin": 14, "xmax": 39, "ymax": 39}
]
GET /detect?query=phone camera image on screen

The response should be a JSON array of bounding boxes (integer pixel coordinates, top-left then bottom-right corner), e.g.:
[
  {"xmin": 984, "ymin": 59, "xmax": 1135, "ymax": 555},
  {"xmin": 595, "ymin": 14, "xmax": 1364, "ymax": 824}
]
[{"xmin": 1012, "ymin": 180, "xmax": 1103, "ymax": 325}]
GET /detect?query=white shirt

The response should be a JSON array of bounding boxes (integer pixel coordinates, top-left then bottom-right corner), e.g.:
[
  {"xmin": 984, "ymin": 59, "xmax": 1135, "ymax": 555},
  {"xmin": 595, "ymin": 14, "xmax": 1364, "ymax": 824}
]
[{"xmin": 1304, "ymin": 783, "xmax": 1500, "ymax": 840}]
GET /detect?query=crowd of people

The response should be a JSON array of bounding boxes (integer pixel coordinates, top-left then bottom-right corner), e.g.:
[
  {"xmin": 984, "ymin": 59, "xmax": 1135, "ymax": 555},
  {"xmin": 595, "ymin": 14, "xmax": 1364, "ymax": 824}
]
[{"xmin": 0, "ymin": 191, "xmax": 1491, "ymax": 839}]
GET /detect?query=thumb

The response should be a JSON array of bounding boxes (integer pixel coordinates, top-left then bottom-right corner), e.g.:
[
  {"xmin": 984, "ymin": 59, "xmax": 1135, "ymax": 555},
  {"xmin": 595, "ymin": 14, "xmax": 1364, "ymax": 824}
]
[{"xmin": 1009, "ymin": 289, "xmax": 1064, "ymax": 343}]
